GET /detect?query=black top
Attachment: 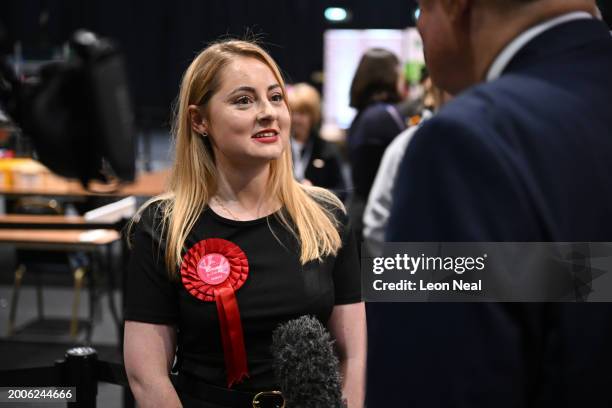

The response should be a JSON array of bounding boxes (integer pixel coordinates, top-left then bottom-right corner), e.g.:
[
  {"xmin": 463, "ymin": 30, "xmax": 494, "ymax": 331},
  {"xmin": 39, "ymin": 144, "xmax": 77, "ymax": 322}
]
[
  {"xmin": 346, "ymin": 102, "xmax": 405, "ymax": 245},
  {"xmin": 292, "ymin": 132, "xmax": 348, "ymax": 198},
  {"xmin": 124, "ymin": 201, "xmax": 361, "ymax": 391},
  {"xmin": 347, "ymin": 102, "xmax": 405, "ymax": 200}
]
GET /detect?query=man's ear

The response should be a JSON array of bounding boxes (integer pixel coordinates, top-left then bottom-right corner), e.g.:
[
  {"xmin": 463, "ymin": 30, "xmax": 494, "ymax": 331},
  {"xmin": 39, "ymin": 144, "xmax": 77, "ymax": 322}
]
[
  {"xmin": 188, "ymin": 105, "xmax": 208, "ymax": 136},
  {"xmin": 441, "ymin": 0, "xmax": 471, "ymax": 23}
]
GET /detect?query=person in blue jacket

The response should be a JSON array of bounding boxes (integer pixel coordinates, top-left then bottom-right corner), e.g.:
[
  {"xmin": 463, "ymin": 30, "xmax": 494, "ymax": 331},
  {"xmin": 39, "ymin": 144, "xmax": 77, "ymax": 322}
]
[{"xmin": 367, "ymin": 1, "xmax": 612, "ymax": 407}]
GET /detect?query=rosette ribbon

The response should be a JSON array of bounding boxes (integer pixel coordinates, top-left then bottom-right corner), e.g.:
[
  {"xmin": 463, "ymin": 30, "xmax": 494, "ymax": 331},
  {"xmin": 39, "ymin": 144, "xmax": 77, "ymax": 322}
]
[{"xmin": 181, "ymin": 238, "xmax": 250, "ymax": 387}]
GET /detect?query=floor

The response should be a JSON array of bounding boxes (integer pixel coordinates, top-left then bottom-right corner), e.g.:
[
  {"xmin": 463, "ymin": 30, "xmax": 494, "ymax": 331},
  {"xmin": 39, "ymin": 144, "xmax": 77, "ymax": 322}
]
[{"xmin": 0, "ymin": 286, "xmax": 126, "ymax": 407}]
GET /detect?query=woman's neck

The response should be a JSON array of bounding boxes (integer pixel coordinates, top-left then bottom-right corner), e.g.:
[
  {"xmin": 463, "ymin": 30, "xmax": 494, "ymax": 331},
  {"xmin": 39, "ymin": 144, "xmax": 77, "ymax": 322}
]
[{"xmin": 211, "ymin": 160, "xmax": 279, "ymax": 220}]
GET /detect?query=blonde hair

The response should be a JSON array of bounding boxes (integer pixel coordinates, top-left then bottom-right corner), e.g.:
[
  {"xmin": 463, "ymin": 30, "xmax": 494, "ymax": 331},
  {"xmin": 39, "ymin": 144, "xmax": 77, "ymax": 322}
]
[
  {"xmin": 287, "ymin": 83, "xmax": 322, "ymax": 126},
  {"xmin": 132, "ymin": 40, "xmax": 344, "ymax": 277}
]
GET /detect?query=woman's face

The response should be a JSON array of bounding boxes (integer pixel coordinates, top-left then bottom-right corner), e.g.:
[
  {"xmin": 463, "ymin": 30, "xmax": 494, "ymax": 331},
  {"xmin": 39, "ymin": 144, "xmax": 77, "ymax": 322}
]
[
  {"xmin": 205, "ymin": 56, "xmax": 290, "ymax": 166},
  {"xmin": 291, "ymin": 109, "xmax": 313, "ymax": 143}
]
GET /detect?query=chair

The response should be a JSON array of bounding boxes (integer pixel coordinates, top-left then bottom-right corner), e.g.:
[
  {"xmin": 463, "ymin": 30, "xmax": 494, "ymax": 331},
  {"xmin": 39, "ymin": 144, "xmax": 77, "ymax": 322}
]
[{"xmin": 7, "ymin": 196, "xmax": 91, "ymax": 340}]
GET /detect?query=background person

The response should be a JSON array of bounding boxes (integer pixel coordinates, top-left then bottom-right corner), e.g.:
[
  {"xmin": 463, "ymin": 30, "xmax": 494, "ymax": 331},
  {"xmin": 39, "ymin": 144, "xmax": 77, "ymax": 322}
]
[
  {"xmin": 123, "ymin": 40, "xmax": 365, "ymax": 408},
  {"xmin": 368, "ymin": 0, "xmax": 612, "ymax": 406},
  {"xmin": 363, "ymin": 83, "xmax": 450, "ymax": 257},
  {"xmin": 287, "ymin": 82, "xmax": 348, "ymax": 199},
  {"xmin": 346, "ymin": 48, "xmax": 407, "ymax": 243}
]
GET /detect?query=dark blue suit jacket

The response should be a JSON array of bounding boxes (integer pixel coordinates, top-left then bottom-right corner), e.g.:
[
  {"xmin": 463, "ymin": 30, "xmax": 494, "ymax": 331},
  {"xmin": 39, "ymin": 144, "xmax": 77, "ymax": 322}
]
[{"xmin": 368, "ymin": 19, "xmax": 612, "ymax": 407}]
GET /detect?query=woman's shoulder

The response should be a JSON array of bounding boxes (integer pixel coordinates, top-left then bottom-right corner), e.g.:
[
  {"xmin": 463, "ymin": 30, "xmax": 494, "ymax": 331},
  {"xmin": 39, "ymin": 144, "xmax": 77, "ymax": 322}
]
[
  {"xmin": 303, "ymin": 186, "xmax": 348, "ymax": 226},
  {"xmin": 136, "ymin": 197, "xmax": 169, "ymax": 223},
  {"xmin": 360, "ymin": 102, "xmax": 397, "ymax": 122},
  {"xmin": 350, "ymin": 103, "xmax": 403, "ymax": 143},
  {"xmin": 130, "ymin": 196, "xmax": 173, "ymax": 240},
  {"xmin": 312, "ymin": 135, "xmax": 342, "ymax": 158}
]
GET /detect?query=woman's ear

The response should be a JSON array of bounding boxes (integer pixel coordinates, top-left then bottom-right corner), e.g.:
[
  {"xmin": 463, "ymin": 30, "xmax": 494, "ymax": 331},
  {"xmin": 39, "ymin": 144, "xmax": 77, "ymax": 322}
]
[{"xmin": 188, "ymin": 105, "xmax": 209, "ymax": 136}]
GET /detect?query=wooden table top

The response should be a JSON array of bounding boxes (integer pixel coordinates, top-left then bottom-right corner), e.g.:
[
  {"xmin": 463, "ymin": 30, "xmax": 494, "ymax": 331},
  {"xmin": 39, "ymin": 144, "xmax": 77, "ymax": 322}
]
[
  {"xmin": 0, "ymin": 168, "xmax": 170, "ymax": 197},
  {"xmin": 0, "ymin": 214, "xmax": 86, "ymax": 224},
  {"xmin": 0, "ymin": 229, "xmax": 121, "ymax": 246},
  {"xmin": 0, "ymin": 214, "xmax": 129, "ymax": 230}
]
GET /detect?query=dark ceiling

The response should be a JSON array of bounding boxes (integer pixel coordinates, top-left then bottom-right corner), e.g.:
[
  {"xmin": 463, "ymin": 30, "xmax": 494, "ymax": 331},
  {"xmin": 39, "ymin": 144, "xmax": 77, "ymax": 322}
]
[
  {"xmin": 1, "ymin": 0, "xmax": 610, "ymax": 128},
  {"xmin": 1, "ymin": 0, "xmax": 419, "ymax": 127}
]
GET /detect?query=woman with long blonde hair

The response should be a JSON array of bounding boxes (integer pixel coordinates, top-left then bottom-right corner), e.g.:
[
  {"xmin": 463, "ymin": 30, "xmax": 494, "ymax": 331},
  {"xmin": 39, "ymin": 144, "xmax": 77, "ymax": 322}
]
[{"xmin": 123, "ymin": 40, "xmax": 365, "ymax": 407}]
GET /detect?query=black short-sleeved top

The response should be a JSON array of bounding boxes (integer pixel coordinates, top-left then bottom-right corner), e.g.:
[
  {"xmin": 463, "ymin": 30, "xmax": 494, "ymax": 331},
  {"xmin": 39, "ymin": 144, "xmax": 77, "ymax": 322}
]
[{"xmin": 124, "ymin": 201, "xmax": 361, "ymax": 390}]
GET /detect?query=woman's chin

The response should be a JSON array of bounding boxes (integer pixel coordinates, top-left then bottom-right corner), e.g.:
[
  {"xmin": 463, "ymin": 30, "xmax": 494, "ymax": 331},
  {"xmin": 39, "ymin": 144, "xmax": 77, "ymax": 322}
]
[{"xmin": 244, "ymin": 148, "xmax": 285, "ymax": 163}]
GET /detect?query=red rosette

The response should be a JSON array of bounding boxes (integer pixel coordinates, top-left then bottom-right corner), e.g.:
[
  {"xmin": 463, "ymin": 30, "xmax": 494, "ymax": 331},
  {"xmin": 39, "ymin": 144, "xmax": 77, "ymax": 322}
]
[{"xmin": 180, "ymin": 238, "xmax": 250, "ymax": 387}]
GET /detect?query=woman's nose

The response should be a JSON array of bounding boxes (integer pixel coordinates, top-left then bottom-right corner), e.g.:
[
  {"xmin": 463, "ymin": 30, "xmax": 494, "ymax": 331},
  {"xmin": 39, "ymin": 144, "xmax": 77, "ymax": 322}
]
[{"xmin": 257, "ymin": 99, "xmax": 277, "ymax": 122}]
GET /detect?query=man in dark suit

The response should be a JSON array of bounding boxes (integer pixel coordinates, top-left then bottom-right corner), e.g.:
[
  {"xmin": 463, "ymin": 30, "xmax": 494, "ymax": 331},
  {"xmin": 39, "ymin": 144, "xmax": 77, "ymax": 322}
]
[{"xmin": 367, "ymin": 0, "xmax": 612, "ymax": 406}]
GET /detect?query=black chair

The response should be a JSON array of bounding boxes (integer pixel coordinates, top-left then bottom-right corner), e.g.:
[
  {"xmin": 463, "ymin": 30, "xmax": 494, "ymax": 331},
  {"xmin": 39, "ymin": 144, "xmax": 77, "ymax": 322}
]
[{"xmin": 8, "ymin": 197, "xmax": 92, "ymax": 340}]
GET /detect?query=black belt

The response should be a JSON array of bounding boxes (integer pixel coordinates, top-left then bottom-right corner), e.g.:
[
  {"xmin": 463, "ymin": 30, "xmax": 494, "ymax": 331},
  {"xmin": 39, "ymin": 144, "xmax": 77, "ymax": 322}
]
[{"xmin": 172, "ymin": 374, "xmax": 285, "ymax": 408}]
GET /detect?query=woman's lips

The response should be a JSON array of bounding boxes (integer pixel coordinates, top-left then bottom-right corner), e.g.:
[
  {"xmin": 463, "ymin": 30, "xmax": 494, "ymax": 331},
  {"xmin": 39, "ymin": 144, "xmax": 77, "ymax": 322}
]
[
  {"xmin": 252, "ymin": 130, "xmax": 279, "ymax": 143},
  {"xmin": 252, "ymin": 135, "xmax": 278, "ymax": 143}
]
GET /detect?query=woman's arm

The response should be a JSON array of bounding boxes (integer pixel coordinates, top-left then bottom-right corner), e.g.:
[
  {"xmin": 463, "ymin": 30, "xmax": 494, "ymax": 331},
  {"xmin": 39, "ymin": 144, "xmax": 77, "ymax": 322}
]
[
  {"xmin": 328, "ymin": 302, "xmax": 367, "ymax": 408},
  {"xmin": 124, "ymin": 321, "xmax": 181, "ymax": 408}
]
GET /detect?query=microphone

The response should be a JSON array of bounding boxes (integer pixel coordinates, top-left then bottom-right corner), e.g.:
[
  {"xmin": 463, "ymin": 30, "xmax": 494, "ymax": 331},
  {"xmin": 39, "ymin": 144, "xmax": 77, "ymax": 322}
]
[{"xmin": 271, "ymin": 315, "xmax": 345, "ymax": 407}]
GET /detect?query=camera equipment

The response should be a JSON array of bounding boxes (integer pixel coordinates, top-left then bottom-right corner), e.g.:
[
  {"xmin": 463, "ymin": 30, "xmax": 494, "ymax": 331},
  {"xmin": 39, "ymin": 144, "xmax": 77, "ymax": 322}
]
[{"xmin": 0, "ymin": 27, "xmax": 135, "ymax": 185}]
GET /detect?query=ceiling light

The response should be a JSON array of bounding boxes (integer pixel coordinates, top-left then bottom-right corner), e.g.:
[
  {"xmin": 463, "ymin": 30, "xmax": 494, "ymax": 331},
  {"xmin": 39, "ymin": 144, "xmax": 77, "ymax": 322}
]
[{"xmin": 325, "ymin": 7, "xmax": 349, "ymax": 22}]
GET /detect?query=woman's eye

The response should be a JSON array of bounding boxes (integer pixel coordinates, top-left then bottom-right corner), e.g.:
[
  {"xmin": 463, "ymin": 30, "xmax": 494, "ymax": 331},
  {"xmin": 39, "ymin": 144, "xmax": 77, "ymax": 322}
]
[
  {"xmin": 234, "ymin": 96, "xmax": 253, "ymax": 105},
  {"xmin": 270, "ymin": 93, "xmax": 284, "ymax": 103}
]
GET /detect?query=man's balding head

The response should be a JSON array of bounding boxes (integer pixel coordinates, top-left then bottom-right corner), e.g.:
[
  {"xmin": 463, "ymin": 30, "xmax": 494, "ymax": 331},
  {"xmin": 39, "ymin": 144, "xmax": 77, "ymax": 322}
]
[{"xmin": 416, "ymin": 0, "xmax": 597, "ymax": 94}]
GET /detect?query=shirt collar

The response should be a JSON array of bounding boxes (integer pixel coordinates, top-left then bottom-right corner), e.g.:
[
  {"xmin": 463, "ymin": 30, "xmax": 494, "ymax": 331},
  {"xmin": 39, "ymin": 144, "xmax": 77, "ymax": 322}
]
[{"xmin": 486, "ymin": 11, "xmax": 593, "ymax": 81}]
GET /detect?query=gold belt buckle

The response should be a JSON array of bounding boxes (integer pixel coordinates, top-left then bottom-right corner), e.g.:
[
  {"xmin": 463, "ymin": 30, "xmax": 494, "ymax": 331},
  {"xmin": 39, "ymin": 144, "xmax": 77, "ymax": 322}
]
[{"xmin": 252, "ymin": 390, "xmax": 285, "ymax": 408}]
